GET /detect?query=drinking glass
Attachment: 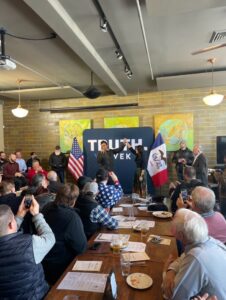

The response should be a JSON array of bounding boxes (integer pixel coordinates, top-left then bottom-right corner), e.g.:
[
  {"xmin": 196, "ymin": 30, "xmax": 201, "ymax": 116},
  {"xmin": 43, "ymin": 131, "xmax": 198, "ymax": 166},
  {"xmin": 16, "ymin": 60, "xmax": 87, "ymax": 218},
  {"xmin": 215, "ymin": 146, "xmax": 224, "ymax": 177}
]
[
  {"xmin": 111, "ymin": 236, "xmax": 122, "ymax": 254},
  {"xmin": 120, "ymin": 254, "xmax": 130, "ymax": 277},
  {"xmin": 140, "ymin": 222, "xmax": 149, "ymax": 241}
]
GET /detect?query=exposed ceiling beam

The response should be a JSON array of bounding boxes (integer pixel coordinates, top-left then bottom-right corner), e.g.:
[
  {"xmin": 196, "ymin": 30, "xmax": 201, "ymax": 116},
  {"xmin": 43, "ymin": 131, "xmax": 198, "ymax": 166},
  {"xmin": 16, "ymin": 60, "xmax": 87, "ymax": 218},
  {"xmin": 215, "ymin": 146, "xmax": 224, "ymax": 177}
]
[
  {"xmin": 23, "ymin": 0, "xmax": 127, "ymax": 96},
  {"xmin": 39, "ymin": 103, "xmax": 138, "ymax": 113}
]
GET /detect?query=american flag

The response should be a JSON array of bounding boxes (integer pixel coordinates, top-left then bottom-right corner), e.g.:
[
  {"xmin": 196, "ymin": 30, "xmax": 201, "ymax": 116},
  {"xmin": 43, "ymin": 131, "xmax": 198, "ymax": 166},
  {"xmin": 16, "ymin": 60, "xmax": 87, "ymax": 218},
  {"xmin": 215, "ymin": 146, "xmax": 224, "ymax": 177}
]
[{"xmin": 68, "ymin": 137, "xmax": 84, "ymax": 180}]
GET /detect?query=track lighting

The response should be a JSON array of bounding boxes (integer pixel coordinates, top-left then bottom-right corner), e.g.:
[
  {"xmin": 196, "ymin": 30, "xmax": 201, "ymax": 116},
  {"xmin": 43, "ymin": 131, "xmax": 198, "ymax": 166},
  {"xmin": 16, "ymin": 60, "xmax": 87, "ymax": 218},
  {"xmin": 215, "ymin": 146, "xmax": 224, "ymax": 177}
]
[
  {"xmin": 115, "ymin": 49, "xmax": 123, "ymax": 60},
  {"xmin": 124, "ymin": 65, "xmax": 133, "ymax": 79},
  {"xmin": 100, "ymin": 18, "xmax": 108, "ymax": 32}
]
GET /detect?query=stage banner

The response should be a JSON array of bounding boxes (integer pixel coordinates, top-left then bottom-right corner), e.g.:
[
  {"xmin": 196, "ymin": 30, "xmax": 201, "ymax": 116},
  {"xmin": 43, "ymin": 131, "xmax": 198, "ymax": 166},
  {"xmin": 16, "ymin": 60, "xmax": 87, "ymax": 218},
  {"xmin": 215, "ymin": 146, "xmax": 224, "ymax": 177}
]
[{"xmin": 83, "ymin": 127, "xmax": 154, "ymax": 194}]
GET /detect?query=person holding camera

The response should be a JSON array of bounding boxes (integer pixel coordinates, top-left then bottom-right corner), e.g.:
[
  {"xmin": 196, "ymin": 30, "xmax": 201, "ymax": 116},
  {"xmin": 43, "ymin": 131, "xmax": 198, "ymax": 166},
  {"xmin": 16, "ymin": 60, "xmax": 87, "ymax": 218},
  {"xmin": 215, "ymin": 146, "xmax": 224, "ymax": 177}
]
[{"xmin": 0, "ymin": 196, "xmax": 55, "ymax": 299}]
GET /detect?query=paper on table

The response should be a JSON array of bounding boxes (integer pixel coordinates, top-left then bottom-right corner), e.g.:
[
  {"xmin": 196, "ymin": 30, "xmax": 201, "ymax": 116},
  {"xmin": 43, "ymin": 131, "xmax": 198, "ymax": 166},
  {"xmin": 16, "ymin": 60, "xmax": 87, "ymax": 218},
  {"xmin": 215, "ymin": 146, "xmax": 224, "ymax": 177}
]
[
  {"xmin": 148, "ymin": 235, "xmax": 171, "ymax": 246},
  {"xmin": 119, "ymin": 204, "xmax": 133, "ymax": 208},
  {"xmin": 72, "ymin": 261, "xmax": 102, "ymax": 272},
  {"xmin": 122, "ymin": 252, "xmax": 150, "ymax": 262},
  {"xmin": 57, "ymin": 272, "xmax": 108, "ymax": 293},
  {"xmin": 112, "ymin": 215, "xmax": 126, "ymax": 221},
  {"xmin": 94, "ymin": 233, "xmax": 130, "ymax": 242},
  {"xmin": 137, "ymin": 206, "xmax": 148, "ymax": 211},
  {"xmin": 123, "ymin": 242, "xmax": 146, "ymax": 252},
  {"xmin": 133, "ymin": 220, "xmax": 155, "ymax": 228},
  {"xmin": 112, "ymin": 207, "xmax": 123, "ymax": 212},
  {"xmin": 117, "ymin": 221, "xmax": 135, "ymax": 228}
]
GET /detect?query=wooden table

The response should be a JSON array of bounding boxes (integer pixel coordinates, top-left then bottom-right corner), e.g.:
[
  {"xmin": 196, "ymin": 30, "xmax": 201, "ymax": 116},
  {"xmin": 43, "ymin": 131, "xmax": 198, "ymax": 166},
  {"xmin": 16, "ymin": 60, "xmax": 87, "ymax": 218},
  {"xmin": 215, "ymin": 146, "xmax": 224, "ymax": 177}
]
[{"xmin": 45, "ymin": 218, "xmax": 177, "ymax": 300}]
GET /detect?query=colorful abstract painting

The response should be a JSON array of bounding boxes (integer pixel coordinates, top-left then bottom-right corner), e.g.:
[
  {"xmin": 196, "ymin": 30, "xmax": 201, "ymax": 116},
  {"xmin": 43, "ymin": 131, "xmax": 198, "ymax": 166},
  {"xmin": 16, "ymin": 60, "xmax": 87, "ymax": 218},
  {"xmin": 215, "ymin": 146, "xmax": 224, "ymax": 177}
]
[
  {"xmin": 154, "ymin": 113, "xmax": 193, "ymax": 151},
  {"xmin": 104, "ymin": 116, "xmax": 139, "ymax": 128},
  {"xmin": 59, "ymin": 119, "xmax": 91, "ymax": 153}
]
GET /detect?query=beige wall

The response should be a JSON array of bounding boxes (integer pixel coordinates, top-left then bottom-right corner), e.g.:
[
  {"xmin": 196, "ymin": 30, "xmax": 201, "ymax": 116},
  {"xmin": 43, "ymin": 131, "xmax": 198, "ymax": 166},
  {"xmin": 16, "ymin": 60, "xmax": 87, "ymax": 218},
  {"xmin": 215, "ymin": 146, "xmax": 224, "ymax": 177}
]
[{"xmin": 3, "ymin": 86, "xmax": 226, "ymax": 180}]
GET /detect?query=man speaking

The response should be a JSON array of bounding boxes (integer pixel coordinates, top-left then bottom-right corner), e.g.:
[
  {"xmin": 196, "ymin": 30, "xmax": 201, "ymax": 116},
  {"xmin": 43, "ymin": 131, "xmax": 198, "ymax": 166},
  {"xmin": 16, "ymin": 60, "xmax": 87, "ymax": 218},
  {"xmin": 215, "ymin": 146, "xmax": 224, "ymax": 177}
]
[{"xmin": 97, "ymin": 138, "xmax": 127, "ymax": 171}]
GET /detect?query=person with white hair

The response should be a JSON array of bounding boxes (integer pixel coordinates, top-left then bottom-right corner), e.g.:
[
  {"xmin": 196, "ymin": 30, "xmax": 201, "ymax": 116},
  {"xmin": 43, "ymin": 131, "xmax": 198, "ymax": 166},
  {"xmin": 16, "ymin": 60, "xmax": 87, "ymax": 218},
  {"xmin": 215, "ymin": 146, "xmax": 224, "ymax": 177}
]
[
  {"xmin": 177, "ymin": 186, "xmax": 226, "ymax": 243},
  {"xmin": 192, "ymin": 144, "xmax": 208, "ymax": 186},
  {"xmin": 162, "ymin": 208, "xmax": 226, "ymax": 300},
  {"xmin": 75, "ymin": 181, "xmax": 118, "ymax": 239},
  {"xmin": 47, "ymin": 170, "xmax": 64, "ymax": 193}
]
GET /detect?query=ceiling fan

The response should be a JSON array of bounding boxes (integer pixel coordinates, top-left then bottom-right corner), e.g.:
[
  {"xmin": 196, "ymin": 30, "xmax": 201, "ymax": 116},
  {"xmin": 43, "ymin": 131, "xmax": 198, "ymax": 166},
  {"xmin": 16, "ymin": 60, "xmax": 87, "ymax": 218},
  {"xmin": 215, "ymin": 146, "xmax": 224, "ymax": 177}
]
[{"xmin": 191, "ymin": 43, "xmax": 226, "ymax": 55}]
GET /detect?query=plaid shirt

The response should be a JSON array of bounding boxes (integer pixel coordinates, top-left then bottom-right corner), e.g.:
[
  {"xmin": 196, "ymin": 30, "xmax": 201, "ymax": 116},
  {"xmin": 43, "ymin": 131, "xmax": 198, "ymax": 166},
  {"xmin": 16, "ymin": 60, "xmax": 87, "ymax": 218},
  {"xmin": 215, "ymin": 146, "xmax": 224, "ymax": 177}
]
[
  {"xmin": 96, "ymin": 182, "xmax": 123, "ymax": 208},
  {"xmin": 90, "ymin": 205, "xmax": 118, "ymax": 229}
]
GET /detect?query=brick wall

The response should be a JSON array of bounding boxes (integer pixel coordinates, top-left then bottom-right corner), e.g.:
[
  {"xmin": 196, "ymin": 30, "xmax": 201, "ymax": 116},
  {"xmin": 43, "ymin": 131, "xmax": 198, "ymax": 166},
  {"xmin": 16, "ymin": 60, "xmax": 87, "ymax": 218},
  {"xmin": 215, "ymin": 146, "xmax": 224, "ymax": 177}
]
[{"xmin": 2, "ymin": 86, "xmax": 226, "ymax": 183}]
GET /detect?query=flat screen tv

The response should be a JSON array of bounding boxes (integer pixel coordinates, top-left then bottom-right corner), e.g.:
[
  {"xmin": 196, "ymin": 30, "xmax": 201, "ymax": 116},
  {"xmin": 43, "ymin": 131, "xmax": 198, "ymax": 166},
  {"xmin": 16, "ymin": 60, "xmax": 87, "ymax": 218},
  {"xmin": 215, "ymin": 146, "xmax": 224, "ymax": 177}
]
[{"xmin": 216, "ymin": 136, "xmax": 226, "ymax": 164}]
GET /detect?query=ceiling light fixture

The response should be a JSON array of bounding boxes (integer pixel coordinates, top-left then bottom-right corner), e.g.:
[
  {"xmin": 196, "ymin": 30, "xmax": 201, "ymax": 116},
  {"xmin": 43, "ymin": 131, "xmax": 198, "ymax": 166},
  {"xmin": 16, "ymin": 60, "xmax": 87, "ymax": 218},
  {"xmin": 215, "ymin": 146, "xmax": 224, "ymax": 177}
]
[
  {"xmin": 100, "ymin": 18, "xmax": 108, "ymax": 33},
  {"xmin": 11, "ymin": 80, "xmax": 29, "ymax": 118},
  {"xmin": 124, "ymin": 65, "xmax": 133, "ymax": 79},
  {"xmin": 93, "ymin": 0, "xmax": 133, "ymax": 80},
  {"xmin": 115, "ymin": 49, "xmax": 123, "ymax": 60},
  {"xmin": 203, "ymin": 58, "xmax": 224, "ymax": 106}
]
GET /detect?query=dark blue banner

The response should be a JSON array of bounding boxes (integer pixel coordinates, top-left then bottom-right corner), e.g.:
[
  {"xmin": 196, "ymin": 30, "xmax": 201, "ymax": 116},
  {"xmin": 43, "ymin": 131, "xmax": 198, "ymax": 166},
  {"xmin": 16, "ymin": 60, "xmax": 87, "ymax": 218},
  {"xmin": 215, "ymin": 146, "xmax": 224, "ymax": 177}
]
[{"xmin": 83, "ymin": 127, "xmax": 154, "ymax": 194}]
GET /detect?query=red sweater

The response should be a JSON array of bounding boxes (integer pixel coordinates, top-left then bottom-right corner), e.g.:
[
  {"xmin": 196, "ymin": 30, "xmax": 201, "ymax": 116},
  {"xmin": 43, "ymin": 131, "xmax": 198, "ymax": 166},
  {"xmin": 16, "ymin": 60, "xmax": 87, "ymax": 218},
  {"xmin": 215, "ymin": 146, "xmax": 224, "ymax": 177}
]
[{"xmin": 27, "ymin": 168, "xmax": 48, "ymax": 184}]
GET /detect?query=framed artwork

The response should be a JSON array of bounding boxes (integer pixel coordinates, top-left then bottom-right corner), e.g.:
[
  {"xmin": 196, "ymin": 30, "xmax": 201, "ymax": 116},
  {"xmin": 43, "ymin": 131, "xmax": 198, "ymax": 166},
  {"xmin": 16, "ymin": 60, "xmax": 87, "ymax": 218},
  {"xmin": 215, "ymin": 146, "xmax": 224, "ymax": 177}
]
[
  {"xmin": 154, "ymin": 113, "xmax": 193, "ymax": 151},
  {"xmin": 104, "ymin": 116, "xmax": 139, "ymax": 128},
  {"xmin": 59, "ymin": 119, "xmax": 91, "ymax": 153}
]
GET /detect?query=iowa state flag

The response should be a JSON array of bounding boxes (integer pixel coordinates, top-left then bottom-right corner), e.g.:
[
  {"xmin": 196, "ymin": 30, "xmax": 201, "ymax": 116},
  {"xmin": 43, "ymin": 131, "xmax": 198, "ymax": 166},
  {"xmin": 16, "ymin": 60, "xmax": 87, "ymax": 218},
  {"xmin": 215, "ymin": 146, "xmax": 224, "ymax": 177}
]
[{"xmin": 147, "ymin": 133, "xmax": 168, "ymax": 187}]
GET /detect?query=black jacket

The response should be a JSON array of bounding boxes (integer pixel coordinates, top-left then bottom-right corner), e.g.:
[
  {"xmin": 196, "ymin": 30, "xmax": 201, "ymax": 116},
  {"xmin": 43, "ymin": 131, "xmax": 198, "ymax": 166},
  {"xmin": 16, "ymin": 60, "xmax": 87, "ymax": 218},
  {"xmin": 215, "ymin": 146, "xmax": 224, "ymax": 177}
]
[
  {"xmin": 49, "ymin": 152, "xmax": 67, "ymax": 170},
  {"xmin": 0, "ymin": 232, "xmax": 48, "ymax": 300},
  {"xmin": 42, "ymin": 203, "xmax": 87, "ymax": 284},
  {"xmin": 75, "ymin": 193, "xmax": 101, "ymax": 239},
  {"xmin": 97, "ymin": 142, "xmax": 125, "ymax": 171},
  {"xmin": 0, "ymin": 193, "xmax": 22, "ymax": 215},
  {"xmin": 193, "ymin": 153, "xmax": 208, "ymax": 186}
]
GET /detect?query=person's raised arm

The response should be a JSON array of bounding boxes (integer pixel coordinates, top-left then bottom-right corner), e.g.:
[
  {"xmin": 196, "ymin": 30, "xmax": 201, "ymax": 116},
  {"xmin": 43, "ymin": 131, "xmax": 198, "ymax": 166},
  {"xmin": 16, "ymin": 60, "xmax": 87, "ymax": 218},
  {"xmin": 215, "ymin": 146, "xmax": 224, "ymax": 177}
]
[
  {"xmin": 31, "ymin": 196, "xmax": 55, "ymax": 264},
  {"xmin": 112, "ymin": 138, "xmax": 127, "ymax": 154}
]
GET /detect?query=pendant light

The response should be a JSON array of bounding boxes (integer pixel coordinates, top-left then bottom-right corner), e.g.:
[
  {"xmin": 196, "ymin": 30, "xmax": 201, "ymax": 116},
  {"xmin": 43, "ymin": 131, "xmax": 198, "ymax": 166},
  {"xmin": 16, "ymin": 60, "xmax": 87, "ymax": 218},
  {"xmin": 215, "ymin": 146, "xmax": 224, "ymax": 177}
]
[
  {"xmin": 11, "ymin": 80, "xmax": 29, "ymax": 118},
  {"xmin": 203, "ymin": 58, "xmax": 224, "ymax": 106}
]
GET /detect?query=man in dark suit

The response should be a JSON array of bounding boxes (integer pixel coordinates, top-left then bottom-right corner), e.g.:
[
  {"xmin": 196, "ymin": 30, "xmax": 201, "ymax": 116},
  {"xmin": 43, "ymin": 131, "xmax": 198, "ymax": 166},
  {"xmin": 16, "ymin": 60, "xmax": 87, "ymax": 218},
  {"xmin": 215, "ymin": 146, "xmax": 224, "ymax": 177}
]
[{"xmin": 192, "ymin": 145, "xmax": 208, "ymax": 186}]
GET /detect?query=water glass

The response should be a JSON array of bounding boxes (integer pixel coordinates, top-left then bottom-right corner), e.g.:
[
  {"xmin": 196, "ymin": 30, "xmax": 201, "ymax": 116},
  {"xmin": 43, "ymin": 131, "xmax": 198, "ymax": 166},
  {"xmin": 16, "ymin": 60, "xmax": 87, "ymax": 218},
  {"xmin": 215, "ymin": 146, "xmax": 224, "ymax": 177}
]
[
  {"xmin": 63, "ymin": 295, "xmax": 79, "ymax": 300},
  {"xmin": 120, "ymin": 254, "xmax": 131, "ymax": 277}
]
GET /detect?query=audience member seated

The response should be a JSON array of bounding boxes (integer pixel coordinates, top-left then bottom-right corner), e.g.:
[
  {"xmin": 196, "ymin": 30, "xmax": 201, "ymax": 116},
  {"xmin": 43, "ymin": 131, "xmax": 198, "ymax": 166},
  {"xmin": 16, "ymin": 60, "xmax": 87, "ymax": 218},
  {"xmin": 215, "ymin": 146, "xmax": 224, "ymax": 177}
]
[
  {"xmin": 30, "ymin": 174, "xmax": 55, "ymax": 210},
  {"xmin": 3, "ymin": 153, "xmax": 27, "ymax": 191},
  {"xmin": 75, "ymin": 182, "xmax": 118, "ymax": 239},
  {"xmin": 0, "ymin": 151, "xmax": 7, "ymax": 173},
  {"xmin": 47, "ymin": 170, "xmax": 64, "ymax": 193},
  {"xmin": 15, "ymin": 150, "xmax": 27, "ymax": 173},
  {"xmin": 95, "ymin": 169, "xmax": 123, "ymax": 209},
  {"xmin": 0, "ymin": 198, "xmax": 55, "ymax": 299},
  {"xmin": 0, "ymin": 181, "xmax": 22, "ymax": 214},
  {"xmin": 170, "ymin": 166, "xmax": 204, "ymax": 213},
  {"xmin": 27, "ymin": 158, "xmax": 48, "ymax": 184},
  {"xmin": 26, "ymin": 151, "xmax": 37, "ymax": 170},
  {"xmin": 162, "ymin": 209, "xmax": 226, "ymax": 300},
  {"xmin": 42, "ymin": 183, "xmax": 87, "ymax": 284},
  {"xmin": 177, "ymin": 186, "xmax": 226, "ymax": 243}
]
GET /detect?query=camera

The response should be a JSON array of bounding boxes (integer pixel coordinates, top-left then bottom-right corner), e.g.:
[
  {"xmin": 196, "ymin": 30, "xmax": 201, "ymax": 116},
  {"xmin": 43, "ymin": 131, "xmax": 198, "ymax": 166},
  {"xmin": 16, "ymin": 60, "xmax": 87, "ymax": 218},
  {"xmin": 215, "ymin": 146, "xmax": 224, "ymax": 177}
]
[
  {"xmin": 181, "ymin": 189, "xmax": 188, "ymax": 202},
  {"xmin": 24, "ymin": 194, "xmax": 32, "ymax": 209}
]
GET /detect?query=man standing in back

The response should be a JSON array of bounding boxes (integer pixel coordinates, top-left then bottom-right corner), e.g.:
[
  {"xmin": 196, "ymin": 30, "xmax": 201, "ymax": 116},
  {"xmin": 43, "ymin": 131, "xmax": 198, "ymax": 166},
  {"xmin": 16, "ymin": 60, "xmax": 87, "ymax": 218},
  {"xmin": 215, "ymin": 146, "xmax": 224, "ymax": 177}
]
[
  {"xmin": 172, "ymin": 141, "xmax": 194, "ymax": 181},
  {"xmin": 192, "ymin": 144, "xmax": 208, "ymax": 186},
  {"xmin": 49, "ymin": 146, "xmax": 67, "ymax": 183}
]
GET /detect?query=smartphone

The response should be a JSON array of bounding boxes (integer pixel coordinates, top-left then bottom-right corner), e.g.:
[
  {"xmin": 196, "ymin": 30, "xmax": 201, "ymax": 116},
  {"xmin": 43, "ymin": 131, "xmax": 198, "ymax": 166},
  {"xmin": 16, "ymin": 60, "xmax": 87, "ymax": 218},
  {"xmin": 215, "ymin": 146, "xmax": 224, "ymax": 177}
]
[
  {"xmin": 24, "ymin": 194, "xmax": 32, "ymax": 209},
  {"xmin": 103, "ymin": 270, "xmax": 117, "ymax": 300},
  {"xmin": 181, "ymin": 189, "xmax": 188, "ymax": 202},
  {"xmin": 88, "ymin": 242, "xmax": 101, "ymax": 250}
]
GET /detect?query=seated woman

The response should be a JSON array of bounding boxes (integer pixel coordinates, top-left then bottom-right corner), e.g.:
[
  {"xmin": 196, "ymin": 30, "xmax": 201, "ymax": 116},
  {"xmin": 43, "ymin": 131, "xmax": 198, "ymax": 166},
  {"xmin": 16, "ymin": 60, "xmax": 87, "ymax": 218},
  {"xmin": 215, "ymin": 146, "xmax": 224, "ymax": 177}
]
[
  {"xmin": 27, "ymin": 158, "xmax": 48, "ymax": 184},
  {"xmin": 95, "ymin": 169, "xmax": 123, "ymax": 209},
  {"xmin": 42, "ymin": 183, "xmax": 87, "ymax": 284},
  {"xmin": 30, "ymin": 173, "xmax": 55, "ymax": 211},
  {"xmin": 75, "ymin": 181, "xmax": 118, "ymax": 239}
]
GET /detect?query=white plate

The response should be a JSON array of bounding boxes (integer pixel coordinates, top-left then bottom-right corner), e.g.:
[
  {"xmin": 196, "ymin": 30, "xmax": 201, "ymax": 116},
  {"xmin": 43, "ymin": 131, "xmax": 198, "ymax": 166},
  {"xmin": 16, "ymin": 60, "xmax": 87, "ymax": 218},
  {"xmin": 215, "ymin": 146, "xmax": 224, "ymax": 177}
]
[
  {"xmin": 152, "ymin": 211, "xmax": 173, "ymax": 219},
  {"xmin": 126, "ymin": 273, "xmax": 153, "ymax": 289}
]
